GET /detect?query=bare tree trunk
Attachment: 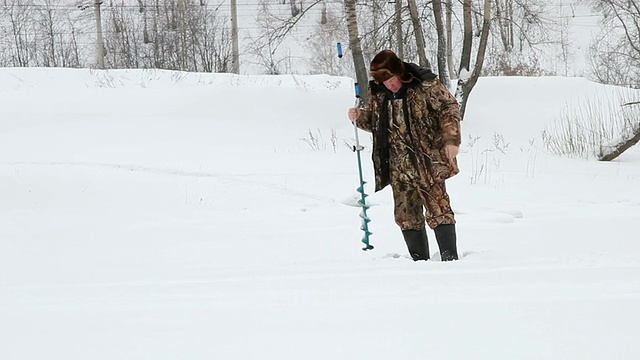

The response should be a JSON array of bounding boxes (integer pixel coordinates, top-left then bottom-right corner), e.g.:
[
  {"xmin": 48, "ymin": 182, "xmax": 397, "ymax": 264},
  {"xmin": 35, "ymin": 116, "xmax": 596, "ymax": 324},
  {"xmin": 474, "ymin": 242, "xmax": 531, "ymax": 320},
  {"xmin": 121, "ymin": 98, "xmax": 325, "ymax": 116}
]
[
  {"xmin": 94, "ymin": 0, "xmax": 105, "ymax": 69},
  {"xmin": 372, "ymin": 0, "xmax": 380, "ymax": 53},
  {"xmin": 468, "ymin": 0, "xmax": 492, "ymax": 91},
  {"xmin": 344, "ymin": 0, "xmax": 369, "ymax": 103},
  {"xmin": 445, "ymin": 0, "xmax": 455, "ymax": 78},
  {"xmin": 407, "ymin": 0, "xmax": 431, "ymax": 69},
  {"xmin": 459, "ymin": 0, "xmax": 472, "ymax": 73},
  {"xmin": 153, "ymin": 0, "xmax": 163, "ymax": 68},
  {"xmin": 65, "ymin": 15, "xmax": 81, "ymax": 67},
  {"xmin": 455, "ymin": 0, "xmax": 492, "ymax": 119},
  {"xmin": 599, "ymin": 131, "xmax": 640, "ymax": 161},
  {"xmin": 395, "ymin": 0, "xmax": 404, "ymax": 59},
  {"xmin": 432, "ymin": 0, "xmax": 449, "ymax": 88},
  {"xmin": 599, "ymin": 102, "xmax": 640, "ymax": 161},
  {"xmin": 495, "ymin": 0, "xmax": 515, "ymax": 52},
  {"xmin": 7, "ymin": 2, "xmax": 30, "ymax": 67},
  {"xmin": 507, "ymin": 0, "xmax": 514, "ymax": 48},
  {"xmin": 231, "ymin": 0, "xmax": 240, "ymax": 73},
  {"xmin": 40, "ymin": 1, "xmax": 57, "ymax": 67}
]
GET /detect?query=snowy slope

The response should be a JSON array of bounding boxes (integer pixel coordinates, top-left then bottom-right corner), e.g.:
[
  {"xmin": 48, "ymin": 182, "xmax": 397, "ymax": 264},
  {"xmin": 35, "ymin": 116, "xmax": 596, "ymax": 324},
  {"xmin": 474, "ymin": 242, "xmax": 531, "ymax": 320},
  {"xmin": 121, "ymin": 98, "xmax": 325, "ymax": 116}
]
[{"xmin": 1, "ymin": 68, "xmax": 639, "ymax": 359}]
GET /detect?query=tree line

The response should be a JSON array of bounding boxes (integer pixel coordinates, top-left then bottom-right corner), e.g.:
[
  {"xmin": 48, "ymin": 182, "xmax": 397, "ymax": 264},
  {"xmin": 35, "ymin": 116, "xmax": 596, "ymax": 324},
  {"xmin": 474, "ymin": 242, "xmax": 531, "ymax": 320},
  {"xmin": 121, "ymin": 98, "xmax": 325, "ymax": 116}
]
[
  {"xmin": 0, "ymin": 0, "xmax": 233, "ymax": 72},
  {"xmin": 0, "ymin": 0, "xmax": 638, "ymax": 118}
]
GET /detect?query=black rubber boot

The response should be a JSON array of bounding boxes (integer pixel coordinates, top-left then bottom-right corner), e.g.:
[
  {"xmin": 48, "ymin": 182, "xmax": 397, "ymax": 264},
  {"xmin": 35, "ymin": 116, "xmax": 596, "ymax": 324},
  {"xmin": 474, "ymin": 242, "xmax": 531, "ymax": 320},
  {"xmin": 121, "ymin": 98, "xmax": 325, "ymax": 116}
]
[
  {"xmin": 402, "ymin": 228, "xmax": 430, "ymax": 261},
  {"xmin": 434, "ymin": 224, "xmax": 459, "ymax": 261}
]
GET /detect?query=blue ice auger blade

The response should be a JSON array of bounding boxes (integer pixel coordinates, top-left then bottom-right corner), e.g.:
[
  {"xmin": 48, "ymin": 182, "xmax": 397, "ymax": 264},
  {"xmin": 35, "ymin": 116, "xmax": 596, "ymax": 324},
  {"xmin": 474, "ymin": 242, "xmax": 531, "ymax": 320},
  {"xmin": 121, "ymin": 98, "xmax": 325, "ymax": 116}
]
[
  {"xmin": 358, "ymin": 200, "xmax": 373, "ymax": 251},
  {"xmin": 361, "ymin": 236, "xmax": 374, "ymax": 251}
]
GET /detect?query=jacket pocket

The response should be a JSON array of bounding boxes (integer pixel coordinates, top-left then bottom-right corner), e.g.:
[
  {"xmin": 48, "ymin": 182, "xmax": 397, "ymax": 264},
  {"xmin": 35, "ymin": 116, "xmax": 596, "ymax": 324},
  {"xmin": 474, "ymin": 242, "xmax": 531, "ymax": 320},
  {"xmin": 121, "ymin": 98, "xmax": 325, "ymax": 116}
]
[{"xmin": 425, "ymin": 148, "xmax": 460, "ymax": 182}]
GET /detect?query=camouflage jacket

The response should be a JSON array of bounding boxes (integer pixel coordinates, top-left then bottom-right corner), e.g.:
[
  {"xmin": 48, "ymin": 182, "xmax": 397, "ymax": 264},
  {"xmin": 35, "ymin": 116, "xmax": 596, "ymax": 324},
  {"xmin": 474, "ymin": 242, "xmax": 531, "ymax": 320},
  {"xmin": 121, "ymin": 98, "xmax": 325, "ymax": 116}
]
[{"xmin": 355, "ymin": 67, "xmax": 462, "ymax": 192}]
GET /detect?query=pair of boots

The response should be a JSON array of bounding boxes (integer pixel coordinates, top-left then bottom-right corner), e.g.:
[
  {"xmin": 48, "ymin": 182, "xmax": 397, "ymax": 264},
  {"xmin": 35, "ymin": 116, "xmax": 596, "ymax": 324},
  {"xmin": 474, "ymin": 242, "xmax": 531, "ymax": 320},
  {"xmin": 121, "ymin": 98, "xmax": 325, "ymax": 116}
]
[{"xmin": 402, "ymin": 224, "xmax": 458, "ymax": 261}]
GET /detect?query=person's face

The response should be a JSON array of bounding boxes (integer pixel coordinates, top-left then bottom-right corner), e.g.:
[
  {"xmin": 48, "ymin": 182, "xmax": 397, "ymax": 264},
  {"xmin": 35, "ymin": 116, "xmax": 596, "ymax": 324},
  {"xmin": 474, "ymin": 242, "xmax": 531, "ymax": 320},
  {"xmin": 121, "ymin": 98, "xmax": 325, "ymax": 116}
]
[{"xmin": 383, "ymin": 75, "xmax": 402, "ymax": 93}]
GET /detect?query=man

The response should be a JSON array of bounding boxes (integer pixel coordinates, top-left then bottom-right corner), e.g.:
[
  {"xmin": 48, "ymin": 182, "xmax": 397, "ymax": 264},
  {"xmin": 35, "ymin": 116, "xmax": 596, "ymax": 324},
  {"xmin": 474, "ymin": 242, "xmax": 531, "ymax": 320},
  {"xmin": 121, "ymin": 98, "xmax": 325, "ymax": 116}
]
[{"xmin": 347, "ymin": 50, "xmax": 462, "ymax": 261}]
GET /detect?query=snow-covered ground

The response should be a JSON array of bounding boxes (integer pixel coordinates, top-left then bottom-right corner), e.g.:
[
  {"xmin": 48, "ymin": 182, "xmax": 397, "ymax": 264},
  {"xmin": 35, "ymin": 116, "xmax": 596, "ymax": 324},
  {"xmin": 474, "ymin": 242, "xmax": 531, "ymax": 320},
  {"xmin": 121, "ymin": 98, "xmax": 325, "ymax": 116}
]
[{"xmin": 1, "ymin": 68, "xmax": 640, "ymax": 359}]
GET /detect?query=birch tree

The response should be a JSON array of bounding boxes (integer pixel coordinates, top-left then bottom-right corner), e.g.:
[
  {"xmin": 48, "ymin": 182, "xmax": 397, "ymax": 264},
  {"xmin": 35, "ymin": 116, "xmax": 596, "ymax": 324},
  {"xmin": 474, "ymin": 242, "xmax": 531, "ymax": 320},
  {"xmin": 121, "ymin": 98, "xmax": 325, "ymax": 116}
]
[{"xmin": 344, "ymin": 0, "xmax": 369, "ymax": 103}]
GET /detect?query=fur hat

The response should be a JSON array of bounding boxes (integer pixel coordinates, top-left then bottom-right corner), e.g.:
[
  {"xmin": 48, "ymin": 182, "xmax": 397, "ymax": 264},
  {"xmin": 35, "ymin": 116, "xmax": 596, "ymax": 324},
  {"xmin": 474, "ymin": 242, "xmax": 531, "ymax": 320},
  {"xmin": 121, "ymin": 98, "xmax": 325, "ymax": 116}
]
[{"xmin": 370, "ymin": 50, "xmax": 406, "ymax": 83}]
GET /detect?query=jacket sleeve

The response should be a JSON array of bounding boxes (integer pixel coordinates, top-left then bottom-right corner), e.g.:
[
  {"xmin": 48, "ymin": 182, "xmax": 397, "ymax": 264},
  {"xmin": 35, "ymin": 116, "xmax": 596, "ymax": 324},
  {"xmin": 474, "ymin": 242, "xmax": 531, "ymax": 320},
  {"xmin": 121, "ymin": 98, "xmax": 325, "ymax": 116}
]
[
  {"xmin": 428, "ymin": 80, "xmax": 462, "ymax": 146},
  {"xmin": 354, "ymin": 86, "xmax": 374, "ymax": 133}
]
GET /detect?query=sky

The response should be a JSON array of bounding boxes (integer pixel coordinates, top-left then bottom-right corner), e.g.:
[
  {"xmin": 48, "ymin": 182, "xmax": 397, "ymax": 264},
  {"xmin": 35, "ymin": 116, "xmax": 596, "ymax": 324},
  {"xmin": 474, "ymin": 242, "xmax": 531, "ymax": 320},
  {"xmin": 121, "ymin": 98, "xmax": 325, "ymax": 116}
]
[{"xmin": 1, "ymin": 67, "xmax": 639, "ymax": 359}]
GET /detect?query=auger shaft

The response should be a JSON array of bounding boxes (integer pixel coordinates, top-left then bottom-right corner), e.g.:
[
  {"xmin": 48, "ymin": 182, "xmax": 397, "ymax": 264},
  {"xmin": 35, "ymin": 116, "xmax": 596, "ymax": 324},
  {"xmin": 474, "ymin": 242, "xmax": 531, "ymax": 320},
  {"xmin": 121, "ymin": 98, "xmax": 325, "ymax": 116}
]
[{"xmin": 338, "ymin": 42, "xmax": 373, "ymax": 251}]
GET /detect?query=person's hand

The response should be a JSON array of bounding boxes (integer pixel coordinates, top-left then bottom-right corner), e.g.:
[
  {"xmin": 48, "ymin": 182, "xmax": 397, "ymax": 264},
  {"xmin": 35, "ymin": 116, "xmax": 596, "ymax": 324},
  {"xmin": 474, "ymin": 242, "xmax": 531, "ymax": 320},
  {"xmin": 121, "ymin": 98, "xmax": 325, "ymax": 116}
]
[
  {"xmin": 445, "ymin": 144, "xmax": 460, "ymax": 176},
  {"xmin": 347, "ymin": 107, "xmax": 361, "ymax": 122},
  {"xmin": 444, "ymin": 144, "xmax": 459, "ymax": 162}
]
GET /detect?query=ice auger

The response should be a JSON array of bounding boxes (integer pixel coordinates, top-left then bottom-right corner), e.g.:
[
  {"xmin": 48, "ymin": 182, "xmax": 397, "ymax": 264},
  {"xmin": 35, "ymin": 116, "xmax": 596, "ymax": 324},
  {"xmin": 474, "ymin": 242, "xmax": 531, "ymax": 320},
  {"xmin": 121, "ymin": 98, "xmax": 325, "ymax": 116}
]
[
  {"xmin": 351, "ymin": 83, "xmax": 374, "ymax": 251},
  {"xmin": 337, "ymin": 42, "xmax": 373, "ymax": 251}
]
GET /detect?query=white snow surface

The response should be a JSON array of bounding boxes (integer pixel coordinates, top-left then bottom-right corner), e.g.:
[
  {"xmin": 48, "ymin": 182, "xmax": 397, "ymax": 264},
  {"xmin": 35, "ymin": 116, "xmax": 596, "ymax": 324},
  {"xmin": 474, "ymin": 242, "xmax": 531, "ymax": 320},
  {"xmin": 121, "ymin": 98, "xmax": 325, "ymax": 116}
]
[{"xmin": 1, "ymin": 68, "xmax": 640, "ymax": 359}]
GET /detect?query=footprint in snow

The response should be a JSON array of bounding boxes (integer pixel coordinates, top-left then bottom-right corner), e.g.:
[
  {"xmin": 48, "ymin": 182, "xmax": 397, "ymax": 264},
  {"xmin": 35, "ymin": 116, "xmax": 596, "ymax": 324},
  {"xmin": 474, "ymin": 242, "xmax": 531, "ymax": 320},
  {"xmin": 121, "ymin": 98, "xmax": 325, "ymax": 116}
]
[{"xmin": 378, "ymin": 251, "xmax": 478, "ymax": 261}]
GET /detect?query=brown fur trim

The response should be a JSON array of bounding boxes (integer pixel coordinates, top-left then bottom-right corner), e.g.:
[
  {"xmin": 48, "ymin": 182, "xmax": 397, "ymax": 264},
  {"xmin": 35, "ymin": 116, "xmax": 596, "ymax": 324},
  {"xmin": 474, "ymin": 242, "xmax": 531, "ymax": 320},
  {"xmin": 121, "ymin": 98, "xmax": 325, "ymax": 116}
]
[
  {"xmin": 369, "ymin": 50, "xmax": 405, "ymax": 82},
  {"xmin": 370, "ymin": 68, "xmax": 395, "ymax": 83}
]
